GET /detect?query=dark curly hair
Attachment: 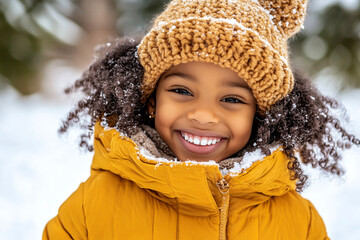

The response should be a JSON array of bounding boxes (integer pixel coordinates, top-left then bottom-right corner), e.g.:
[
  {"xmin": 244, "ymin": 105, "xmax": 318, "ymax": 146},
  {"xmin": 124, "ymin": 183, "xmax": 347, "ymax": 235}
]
[{"xmin": 59, "ymin": 37, "xmax": 359, "ymax": 192}]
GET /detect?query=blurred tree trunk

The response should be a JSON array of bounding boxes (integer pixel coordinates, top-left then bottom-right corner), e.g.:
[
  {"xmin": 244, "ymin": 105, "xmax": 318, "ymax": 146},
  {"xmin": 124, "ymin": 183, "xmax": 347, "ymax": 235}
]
[{"xmin": 75, "ymin": 0, "xmax": 117, "ymax": 68}]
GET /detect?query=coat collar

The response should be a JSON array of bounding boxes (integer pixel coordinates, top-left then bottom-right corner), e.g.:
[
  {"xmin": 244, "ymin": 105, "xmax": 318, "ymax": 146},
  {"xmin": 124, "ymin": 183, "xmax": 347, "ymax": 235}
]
[{"xmin": 91, "ymin": 122, "xmax": 296, "ymax": 216}]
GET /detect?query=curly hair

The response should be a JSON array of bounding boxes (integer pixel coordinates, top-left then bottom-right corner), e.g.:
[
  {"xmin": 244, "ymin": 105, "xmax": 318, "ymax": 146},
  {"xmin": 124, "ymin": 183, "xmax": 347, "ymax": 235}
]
[{"xmin": 59, "ymin": 37, "xmax": 360, "ymax": 192}]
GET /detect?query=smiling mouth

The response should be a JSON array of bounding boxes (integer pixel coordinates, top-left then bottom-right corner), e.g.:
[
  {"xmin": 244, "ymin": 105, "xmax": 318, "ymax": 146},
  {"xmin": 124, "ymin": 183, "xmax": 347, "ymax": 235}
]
[
  {"xmin": 179, "ymin": 131, "xmax": 223, "ymax": 146},
  {"xmin": 176, "ymin": 130, "xmax": 225, "ymax": 155}
]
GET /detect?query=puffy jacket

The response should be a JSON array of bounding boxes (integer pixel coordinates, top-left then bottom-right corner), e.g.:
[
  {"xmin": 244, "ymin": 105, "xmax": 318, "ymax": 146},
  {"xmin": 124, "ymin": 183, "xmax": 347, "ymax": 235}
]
[{"xmin": 43, "ymin": 123, "xmax": 329, "ymax": 240}]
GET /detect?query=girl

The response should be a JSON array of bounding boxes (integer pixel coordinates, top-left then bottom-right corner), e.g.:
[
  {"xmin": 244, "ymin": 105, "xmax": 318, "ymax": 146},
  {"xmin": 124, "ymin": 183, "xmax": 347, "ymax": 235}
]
[{"xmin": 44, "ymin": 0, "xmax": 359, "ymax": 239}]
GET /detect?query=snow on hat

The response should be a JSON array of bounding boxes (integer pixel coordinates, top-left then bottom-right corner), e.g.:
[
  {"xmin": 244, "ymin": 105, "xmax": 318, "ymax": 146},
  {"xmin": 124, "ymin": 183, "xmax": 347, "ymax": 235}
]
[{"xmin": 137, "ymin": 0, "xmax": 308, "ymax": 112}]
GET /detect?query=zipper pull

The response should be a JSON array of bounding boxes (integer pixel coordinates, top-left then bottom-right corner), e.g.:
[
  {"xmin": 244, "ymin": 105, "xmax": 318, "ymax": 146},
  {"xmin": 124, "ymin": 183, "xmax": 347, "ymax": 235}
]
[{"xmin": 217, "ymin": 178, "xmax": 229, "ymax": 194}]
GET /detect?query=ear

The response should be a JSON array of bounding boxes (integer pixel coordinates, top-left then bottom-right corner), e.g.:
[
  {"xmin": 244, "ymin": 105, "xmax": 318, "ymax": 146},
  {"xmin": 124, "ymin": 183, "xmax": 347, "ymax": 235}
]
[{"xmin": 147, "ymin": 97, "xmax": 156, "ymax": 115}]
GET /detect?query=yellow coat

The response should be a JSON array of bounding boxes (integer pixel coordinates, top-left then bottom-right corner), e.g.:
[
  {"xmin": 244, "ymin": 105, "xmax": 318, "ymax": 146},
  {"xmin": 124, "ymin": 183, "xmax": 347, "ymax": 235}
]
[{"xmin": 43, "ymin": 123, "xmax": 329, "ymax": 239}]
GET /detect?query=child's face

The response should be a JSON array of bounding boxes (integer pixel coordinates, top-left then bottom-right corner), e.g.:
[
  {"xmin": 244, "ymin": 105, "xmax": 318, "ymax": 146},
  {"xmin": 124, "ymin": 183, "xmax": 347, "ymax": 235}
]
[{"xmin": 149, "ymin": 62, "xmax": 256, "ymax": 163}]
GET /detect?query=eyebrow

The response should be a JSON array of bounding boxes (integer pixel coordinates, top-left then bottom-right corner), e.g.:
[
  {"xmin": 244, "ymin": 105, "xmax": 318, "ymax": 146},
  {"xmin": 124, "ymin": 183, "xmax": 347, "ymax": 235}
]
[
  {"xmin": 163, "ymin": 72, "xmax": 252, "ymax": 92},
  {"xmin": 162, "ymin": 72, "xmax": 197, "ymax": 82},
  {"xmin": 222, "ymin": 80, "xmax": 252, "ymax": 92}
]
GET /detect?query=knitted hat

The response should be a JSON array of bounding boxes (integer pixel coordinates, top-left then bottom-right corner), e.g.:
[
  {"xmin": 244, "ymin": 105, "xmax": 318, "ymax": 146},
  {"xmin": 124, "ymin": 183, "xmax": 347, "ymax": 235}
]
[{"xmin": 137, "ymin": 0, "xmax": 308, "ymax": 112}]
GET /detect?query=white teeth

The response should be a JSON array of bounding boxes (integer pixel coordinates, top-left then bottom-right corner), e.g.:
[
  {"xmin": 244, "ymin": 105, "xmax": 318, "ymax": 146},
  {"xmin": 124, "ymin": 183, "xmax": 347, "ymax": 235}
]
[{"xmin": 181, "ymin": 132, "xmax": 221, "ymax": 146}]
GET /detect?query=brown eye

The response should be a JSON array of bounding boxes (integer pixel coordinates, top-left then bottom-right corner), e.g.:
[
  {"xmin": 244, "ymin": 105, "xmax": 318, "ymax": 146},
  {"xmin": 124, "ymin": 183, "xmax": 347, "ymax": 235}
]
[
  {"xmin": 221, "ymin": 97, "xmax": 244, "ymax": 104},
  {"xmin": 169, "ymin": 88, "xmax": 192, "ymax": 96}
]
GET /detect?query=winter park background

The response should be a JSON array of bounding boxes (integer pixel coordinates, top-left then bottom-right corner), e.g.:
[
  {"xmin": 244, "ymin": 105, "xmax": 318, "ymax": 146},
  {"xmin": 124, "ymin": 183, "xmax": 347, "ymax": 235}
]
[{"xmin": 1, "ymin": 0, "xmax": 360, "ymax": 239}]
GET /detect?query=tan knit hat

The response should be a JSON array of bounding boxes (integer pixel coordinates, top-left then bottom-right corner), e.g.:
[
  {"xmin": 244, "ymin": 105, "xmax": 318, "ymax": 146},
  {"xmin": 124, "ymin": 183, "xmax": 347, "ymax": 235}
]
[{"xmin": 137, "ymin": 0, "xmax": 308, "ymax": 112}]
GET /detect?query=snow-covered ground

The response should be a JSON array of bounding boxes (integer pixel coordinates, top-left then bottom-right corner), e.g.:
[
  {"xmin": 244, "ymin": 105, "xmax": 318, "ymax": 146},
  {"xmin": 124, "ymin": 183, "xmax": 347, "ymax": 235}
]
[
  {"xmin": 0, "ymin": 81, "xmax": 359, "ymax": 239},
  {"xmin": 0, "ymin": 85, "xmax": 92, "ymax": 239}
]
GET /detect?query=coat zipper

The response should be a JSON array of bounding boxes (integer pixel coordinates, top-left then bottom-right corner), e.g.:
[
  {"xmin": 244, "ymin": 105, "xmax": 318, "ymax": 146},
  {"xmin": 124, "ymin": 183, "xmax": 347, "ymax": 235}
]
[{"xmin": 217, "ymin": 178, "xmax": 230, "ymax": 240}]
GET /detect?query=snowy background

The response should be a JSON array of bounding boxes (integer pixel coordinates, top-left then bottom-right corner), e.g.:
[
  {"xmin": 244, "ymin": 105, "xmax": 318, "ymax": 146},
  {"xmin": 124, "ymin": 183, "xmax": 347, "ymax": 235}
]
[{"xmin": 0, "ymin": 72, "xmax": 359, "ymax": 239}]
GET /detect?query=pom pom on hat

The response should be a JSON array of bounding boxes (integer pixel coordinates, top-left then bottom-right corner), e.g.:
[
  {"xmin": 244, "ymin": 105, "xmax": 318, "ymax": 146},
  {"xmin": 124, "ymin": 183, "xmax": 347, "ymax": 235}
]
[
  {"xmin": 254, "ymin": 0, "xmax": 308, "ymax": 38},
  {"xmin": 137, "ymin": 0, "xmax": 308, "ymax": 113}
]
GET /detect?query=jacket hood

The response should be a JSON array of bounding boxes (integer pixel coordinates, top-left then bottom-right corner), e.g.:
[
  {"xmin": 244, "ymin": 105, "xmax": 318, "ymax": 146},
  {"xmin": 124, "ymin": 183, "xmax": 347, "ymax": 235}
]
[{"xmin": 91, "ymin": 122, "xmax": 296, "ymax": 216}]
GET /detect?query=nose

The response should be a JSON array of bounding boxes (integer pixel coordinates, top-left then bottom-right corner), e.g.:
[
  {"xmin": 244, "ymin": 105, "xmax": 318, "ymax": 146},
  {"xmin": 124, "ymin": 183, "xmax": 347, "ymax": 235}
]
[{"xmin": 187, "ymin": 103, "xmax": 220, "ymax": 125}]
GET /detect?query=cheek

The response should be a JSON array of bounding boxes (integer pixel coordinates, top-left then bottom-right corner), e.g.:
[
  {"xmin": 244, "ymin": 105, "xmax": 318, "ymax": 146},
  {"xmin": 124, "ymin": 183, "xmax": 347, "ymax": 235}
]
[
  {"xmin": 231, "ymin": 113, "xmax": 255, "ymax": 143},
  {"xmin": 154, "ymin": 98, "xmax": 180, "ymax": 136},
  {"xmin": 155, "ymin": 110, "xmax": 171, "ymax": 134}
]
